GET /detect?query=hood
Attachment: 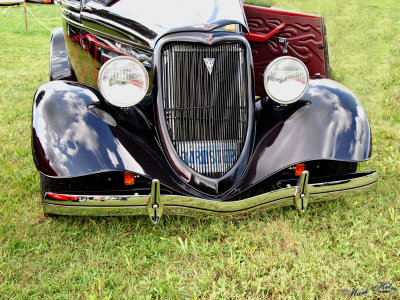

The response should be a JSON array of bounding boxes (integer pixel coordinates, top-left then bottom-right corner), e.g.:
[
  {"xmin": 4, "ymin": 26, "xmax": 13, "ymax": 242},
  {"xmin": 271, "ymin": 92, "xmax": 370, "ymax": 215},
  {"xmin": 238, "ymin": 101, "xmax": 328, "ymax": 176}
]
[{"xmin": 80, "ymin": 0, "xmax": 248, "ymax": 48}]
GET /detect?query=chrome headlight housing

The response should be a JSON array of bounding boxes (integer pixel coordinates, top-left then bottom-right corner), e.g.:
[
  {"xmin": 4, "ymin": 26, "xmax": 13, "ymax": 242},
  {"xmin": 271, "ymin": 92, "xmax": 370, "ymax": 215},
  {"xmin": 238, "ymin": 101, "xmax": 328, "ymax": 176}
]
[
  {"xmin": 263, "ymin": 57, "xmax": 309, "ymax": 105},
  {"xmin": 98, "ymin": 56, "xmax": 149, "ymax": 108}
]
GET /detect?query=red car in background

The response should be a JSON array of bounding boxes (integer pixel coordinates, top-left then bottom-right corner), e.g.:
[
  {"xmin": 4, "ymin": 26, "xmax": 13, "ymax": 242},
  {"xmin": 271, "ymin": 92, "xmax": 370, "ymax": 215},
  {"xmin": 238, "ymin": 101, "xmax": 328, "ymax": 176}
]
[{"xmin": 27, "ymin": 0, "xmax": 52, "ymax": 3}]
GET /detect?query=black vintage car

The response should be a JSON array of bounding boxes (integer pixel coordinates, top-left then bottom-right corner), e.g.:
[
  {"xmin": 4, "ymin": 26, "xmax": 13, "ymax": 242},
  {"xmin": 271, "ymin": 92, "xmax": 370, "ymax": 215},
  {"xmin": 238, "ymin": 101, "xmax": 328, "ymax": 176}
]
[{"xmin": 32, "ymin": 0, "xmax": 378, "ymax": 223}]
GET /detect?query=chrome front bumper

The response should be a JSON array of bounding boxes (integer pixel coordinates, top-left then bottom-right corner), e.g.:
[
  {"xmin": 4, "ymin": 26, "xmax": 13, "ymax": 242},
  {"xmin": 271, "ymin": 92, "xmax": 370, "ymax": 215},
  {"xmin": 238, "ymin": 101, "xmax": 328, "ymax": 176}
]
[{"xmin": 43, "ymin": 171, "xmax": 378, "ymax": 223}]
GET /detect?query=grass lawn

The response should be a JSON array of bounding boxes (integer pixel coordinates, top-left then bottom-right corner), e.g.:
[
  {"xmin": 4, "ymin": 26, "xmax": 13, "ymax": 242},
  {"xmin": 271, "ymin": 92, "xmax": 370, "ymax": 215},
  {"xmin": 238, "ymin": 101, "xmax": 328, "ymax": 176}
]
[{"xmin": 0, "ymin": 1, "xmax": 399, "ymax": 298}]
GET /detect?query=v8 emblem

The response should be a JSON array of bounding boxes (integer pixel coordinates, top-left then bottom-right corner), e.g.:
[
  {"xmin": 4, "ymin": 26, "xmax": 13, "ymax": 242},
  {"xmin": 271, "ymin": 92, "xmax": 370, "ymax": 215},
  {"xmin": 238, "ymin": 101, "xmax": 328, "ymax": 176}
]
[{"xmin": 203, "ymin": 58, "xmax": 215, "ymax": 75}]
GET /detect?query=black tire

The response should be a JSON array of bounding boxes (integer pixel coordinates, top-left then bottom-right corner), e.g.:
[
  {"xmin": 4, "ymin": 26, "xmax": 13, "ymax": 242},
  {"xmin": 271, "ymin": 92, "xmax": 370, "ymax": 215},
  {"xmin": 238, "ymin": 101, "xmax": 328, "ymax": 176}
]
[
  {"xmin": 324, "ymin": 161, "xmax": 358, "ymax": 176},
  {"xmin": 40, "ymin": 173, "xmax": 55, "ymax": 200},
  {"xmin": 307, "ymin": 161, "xmax": 358, "ymax": 178},
  {"xmin": 40, "ymin": 174, "xmax": 59, "ymax": 218}
]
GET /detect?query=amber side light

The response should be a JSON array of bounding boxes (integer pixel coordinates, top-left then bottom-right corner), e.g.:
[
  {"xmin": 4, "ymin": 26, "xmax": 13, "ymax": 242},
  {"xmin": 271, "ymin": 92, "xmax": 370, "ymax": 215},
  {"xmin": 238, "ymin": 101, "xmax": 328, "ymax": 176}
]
[
  {"xmin": 124, "ymin": 172, "xmax": 135, "ymax": 185},
  {"xmin": 295, "ymin": 164, "xmax": 305, "ymax": 176},
  {"xmin": 225, "ymin": 24, "xmax": 237, "ymax": 32}
]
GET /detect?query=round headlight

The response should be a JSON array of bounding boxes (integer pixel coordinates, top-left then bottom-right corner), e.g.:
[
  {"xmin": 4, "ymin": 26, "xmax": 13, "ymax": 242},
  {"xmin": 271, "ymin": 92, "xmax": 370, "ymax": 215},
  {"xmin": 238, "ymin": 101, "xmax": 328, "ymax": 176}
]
[
  {"xmin": 98, "ymin": 56, "xmax": 149, "ymax": 108},
  {"xmin": 263, "ymin": 57, "xmax": 309, "ymax": 104}
]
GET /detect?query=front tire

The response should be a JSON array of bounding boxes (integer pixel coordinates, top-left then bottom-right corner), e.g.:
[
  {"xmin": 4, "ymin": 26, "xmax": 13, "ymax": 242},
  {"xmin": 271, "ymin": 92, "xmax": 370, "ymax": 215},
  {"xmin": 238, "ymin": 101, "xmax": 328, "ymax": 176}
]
[
  {"xmin": 40, "ymin": 174, "xmax": 59, "ymax": 218},
  {"xmin": 306, "ymin": 160, "xmax": 358, "ymax": 178},
  {"xmin": 40, "ymin": 173, "xmax": 55, "ymax": 200}
]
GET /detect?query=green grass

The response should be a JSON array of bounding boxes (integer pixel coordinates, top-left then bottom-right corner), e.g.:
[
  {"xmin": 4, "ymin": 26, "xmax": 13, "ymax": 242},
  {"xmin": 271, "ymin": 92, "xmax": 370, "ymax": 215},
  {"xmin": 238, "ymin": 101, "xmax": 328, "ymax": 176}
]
[{"xmin": 0, "ymin": 1, "xmax": 399, "ymax": 298}]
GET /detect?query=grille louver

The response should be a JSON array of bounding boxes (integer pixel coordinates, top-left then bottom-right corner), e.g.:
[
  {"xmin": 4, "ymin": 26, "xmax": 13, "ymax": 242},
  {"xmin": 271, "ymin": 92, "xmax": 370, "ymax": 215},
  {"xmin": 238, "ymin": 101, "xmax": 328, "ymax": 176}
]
[{"xmin": 161, "ymin": 42, "xmax": 249, "ymax": 178}]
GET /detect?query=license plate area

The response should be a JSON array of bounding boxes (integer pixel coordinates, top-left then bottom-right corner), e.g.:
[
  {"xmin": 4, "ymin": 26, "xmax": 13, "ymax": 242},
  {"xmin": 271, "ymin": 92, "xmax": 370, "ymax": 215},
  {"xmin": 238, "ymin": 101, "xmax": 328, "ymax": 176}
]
[{"xmin": 176, "ymin": 141, "xmax": 240, "ymax": 175}]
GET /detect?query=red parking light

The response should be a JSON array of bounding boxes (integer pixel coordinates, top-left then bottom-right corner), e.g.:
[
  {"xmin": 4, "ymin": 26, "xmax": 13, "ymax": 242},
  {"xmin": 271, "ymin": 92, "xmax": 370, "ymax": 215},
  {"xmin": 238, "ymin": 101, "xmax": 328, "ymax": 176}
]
[
  {"xmin": 124, "ymin": 172, "xmax": 135, "ymax": 185},
  {"xmin": 46, "ymin": 193, "xmax": 78, "ymax": 201},
  {"xmin": 295, "ymin": 164, "xmax": 305, "ymax": 176}
]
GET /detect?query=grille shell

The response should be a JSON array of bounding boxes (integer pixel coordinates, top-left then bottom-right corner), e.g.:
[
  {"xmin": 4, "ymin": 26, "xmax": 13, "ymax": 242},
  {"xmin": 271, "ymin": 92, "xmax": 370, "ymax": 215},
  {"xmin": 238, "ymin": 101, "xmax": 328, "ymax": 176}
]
[{"xmin": 160, "ymin": 41, "xmax": 249, "ymax": 178}]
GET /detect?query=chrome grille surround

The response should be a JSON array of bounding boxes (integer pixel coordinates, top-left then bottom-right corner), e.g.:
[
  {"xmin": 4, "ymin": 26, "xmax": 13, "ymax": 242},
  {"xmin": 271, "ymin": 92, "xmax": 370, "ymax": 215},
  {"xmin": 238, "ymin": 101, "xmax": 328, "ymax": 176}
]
[{"xmin": 160, "ymin": 41, "xmax": 249, "ymax": 178}]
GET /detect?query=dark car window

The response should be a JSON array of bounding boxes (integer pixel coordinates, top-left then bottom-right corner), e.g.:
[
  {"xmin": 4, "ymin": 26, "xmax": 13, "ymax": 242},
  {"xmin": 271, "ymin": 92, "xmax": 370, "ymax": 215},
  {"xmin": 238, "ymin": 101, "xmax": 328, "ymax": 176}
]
[
  {"xmin": 62, "ymin": 0, "xmax": 81, "ymax": 11},
  {"xmin": 91, "ymin": 0, "xmax": 115, "ymax": 5}
]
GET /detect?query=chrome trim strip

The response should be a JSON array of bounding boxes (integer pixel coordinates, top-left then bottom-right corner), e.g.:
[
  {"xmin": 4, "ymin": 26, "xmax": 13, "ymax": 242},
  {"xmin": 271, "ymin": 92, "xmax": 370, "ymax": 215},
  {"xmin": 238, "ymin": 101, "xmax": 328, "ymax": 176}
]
[{"xmin": 43, "ymin": 171, "xmax": 378, "ymax": 217}]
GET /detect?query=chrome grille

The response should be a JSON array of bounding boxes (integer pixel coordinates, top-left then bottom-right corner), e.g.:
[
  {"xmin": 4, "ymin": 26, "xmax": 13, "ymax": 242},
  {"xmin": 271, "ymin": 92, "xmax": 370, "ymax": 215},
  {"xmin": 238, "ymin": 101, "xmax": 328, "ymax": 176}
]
[{"xmin": 161, "ymin": 42, "xmax": 248, "ymax": 178}]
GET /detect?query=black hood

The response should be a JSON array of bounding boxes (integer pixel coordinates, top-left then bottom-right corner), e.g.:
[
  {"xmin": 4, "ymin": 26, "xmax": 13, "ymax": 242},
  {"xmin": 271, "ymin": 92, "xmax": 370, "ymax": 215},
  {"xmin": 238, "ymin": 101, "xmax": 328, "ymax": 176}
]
[{"xmin": 80, "ymin": 0, "xmax": 248, "ymax": 48}]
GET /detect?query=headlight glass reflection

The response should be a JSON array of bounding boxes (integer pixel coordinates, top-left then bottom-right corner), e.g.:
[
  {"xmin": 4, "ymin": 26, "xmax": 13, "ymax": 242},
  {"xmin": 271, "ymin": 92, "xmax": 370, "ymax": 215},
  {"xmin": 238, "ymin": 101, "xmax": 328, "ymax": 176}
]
[
  {"xmin": 263, "ymin": 57, "xmax": 309, "ymax": 104},
  {"xmin": 98, "ymin": 56, "xmax": 149, "ymax": 108}
]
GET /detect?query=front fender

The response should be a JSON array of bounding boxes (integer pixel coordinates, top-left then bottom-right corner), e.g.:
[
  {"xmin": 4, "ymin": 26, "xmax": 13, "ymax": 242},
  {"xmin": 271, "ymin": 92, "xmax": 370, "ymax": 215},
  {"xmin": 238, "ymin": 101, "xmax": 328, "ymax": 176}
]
[
  {"xmin": 31, "ymin": 81, "xmax": 209, "ymax": 197},
  {"xmin": 50, "ymin": 28, "xmax": 76, "ymax": 82},
  {"xmin": 224, "ymin": 79, "xmax": 372, "ymax": 197}
]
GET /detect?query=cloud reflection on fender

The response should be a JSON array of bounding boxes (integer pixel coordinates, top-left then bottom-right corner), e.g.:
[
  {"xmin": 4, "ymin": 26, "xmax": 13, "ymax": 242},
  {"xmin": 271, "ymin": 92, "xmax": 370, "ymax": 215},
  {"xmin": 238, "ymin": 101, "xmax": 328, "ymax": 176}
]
[
  {"xmin": 34, "ymin": 82, "xmax": 143, "ymax": 176},
  {"xmin": 307, "ymin": 85, "xmax": 353, "ymax": 158},
  {"xmin": 249, "ymin": 79, "xmax": 371, "ymax": 183},
  {"xmin": 307, "ymin": 80, "xmax": 369, "ymax": 160}
]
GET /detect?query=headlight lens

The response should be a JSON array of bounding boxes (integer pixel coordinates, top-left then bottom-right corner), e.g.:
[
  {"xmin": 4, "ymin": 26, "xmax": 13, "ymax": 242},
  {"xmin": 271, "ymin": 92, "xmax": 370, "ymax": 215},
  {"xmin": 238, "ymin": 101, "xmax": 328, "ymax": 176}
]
[
  {"xmin": 263, "ymin": 57, "xmax": 309, "ymax": 104},
  {"xmin": 98, "ymin": 56, "xmax": 149, "ymax": 108}
]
